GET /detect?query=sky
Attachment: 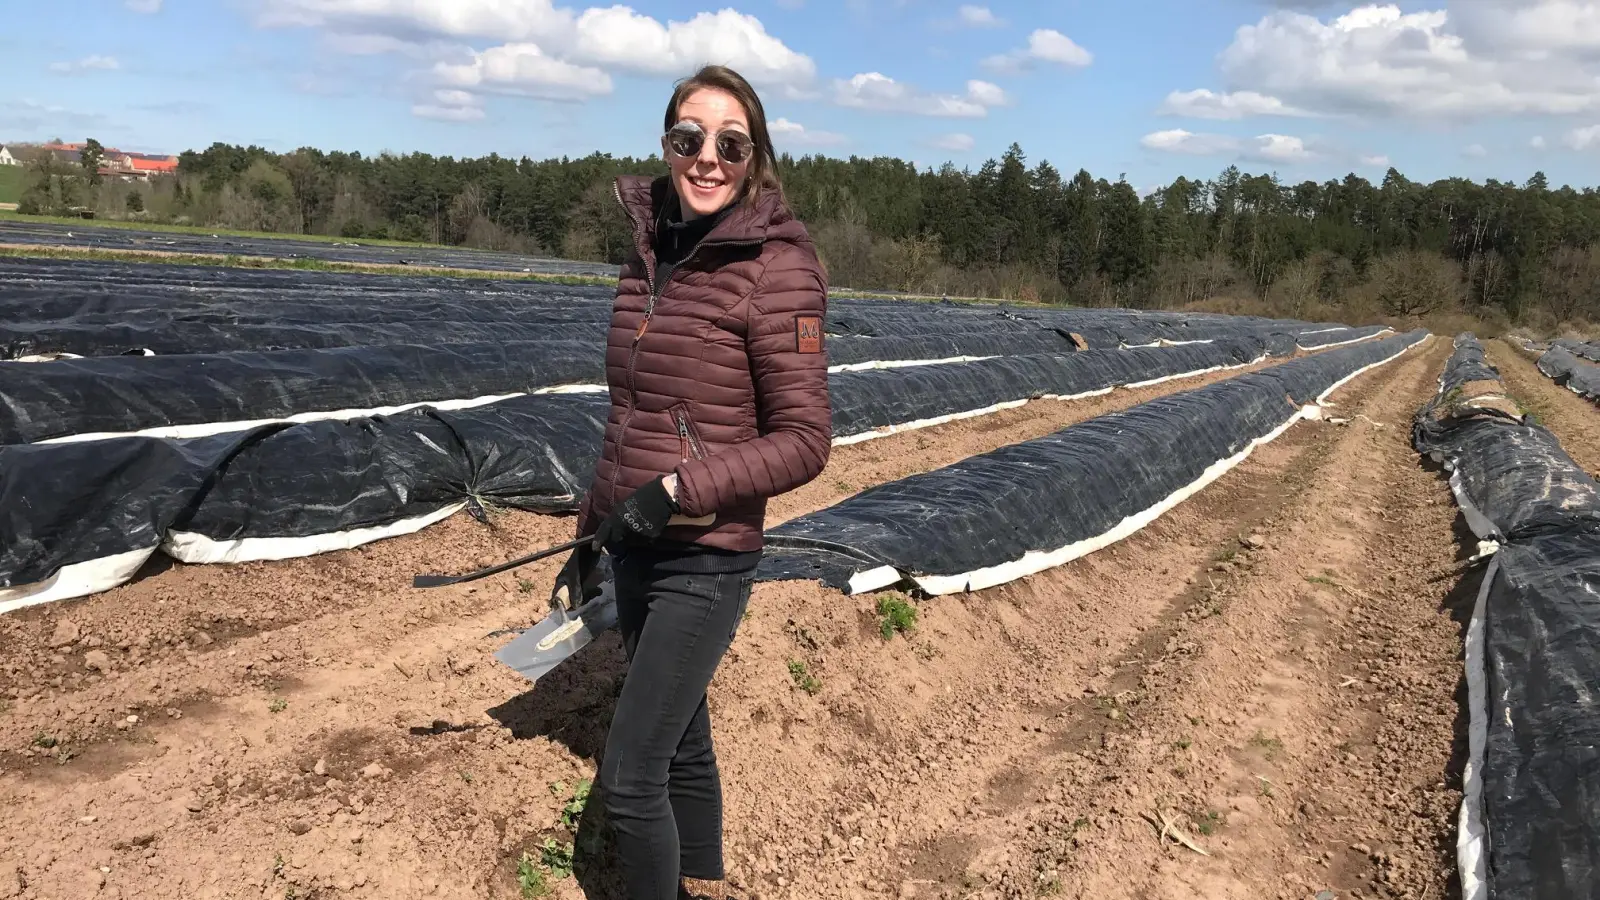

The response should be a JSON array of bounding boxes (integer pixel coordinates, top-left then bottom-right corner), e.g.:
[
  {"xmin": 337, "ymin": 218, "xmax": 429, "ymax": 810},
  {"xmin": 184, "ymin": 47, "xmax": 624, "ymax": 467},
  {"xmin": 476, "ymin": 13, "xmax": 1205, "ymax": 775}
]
[{"xmin": 5, "ymin": 0, "xmax": 1600, "ymax": 190}]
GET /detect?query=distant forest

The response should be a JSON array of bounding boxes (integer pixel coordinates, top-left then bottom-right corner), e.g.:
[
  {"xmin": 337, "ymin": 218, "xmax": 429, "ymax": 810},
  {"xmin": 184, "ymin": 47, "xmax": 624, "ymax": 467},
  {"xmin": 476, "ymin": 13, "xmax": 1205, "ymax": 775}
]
[{"xmin": 16, "ymin": 140, "xmax": 1600, "ymax": 328}]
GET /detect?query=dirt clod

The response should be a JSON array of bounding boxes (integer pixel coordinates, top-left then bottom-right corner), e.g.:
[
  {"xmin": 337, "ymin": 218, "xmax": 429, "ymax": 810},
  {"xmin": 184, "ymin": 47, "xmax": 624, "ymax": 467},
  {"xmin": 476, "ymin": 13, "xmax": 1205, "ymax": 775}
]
[{"xmin": 48, "ymin": 620, "xmax": 81, "ymax": 648}]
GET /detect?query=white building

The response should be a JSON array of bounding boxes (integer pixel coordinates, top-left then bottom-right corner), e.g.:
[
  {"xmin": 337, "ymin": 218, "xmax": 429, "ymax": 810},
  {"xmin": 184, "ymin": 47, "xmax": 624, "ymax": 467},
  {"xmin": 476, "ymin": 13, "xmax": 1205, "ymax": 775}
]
[{"xmin": 0, "ymin": 146, "xmax": 17, "ymax": 166}]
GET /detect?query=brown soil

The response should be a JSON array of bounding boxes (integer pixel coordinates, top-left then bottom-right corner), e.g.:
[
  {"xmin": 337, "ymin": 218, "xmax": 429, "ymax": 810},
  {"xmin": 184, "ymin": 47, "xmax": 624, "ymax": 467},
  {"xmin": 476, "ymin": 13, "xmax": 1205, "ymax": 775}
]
[
  {"xmin": 1486, "ymin": 338, "xmax": 1600, "ymax": 476},
  {"xmin": 0, "ymin": 343, "xmax": 1471, "ymax": 900}
]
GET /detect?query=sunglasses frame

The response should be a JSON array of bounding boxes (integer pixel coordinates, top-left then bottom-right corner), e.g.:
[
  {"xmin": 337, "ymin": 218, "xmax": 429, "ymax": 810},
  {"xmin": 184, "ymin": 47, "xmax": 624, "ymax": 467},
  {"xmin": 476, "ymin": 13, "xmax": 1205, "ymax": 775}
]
[{"xmin": 664, "ymin": 121, "xmax": 755, "ymax": 165}]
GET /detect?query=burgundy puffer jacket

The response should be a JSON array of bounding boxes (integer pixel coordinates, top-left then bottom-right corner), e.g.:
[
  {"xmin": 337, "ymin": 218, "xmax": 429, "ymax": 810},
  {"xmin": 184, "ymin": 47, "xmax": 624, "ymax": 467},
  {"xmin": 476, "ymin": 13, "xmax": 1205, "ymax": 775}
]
[{"xmin": 574, "ymin": 175, "xmax": 833, "ymax": 552}]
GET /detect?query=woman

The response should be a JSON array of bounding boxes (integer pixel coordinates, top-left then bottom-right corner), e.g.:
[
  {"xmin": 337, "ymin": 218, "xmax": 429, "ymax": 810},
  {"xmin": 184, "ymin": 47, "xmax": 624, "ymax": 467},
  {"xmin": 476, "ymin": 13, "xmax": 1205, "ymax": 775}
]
[{"xmin": 557, "ymin": 65, "xmax": 832, "ymax": 899}]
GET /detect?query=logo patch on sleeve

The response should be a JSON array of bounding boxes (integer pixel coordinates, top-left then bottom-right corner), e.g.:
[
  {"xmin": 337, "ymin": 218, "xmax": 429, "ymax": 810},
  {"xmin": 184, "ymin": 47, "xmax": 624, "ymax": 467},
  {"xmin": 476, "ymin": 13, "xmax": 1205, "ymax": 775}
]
[{"xmin": 796, "ymin": 316, "xmax": 823, "ymax": 354}]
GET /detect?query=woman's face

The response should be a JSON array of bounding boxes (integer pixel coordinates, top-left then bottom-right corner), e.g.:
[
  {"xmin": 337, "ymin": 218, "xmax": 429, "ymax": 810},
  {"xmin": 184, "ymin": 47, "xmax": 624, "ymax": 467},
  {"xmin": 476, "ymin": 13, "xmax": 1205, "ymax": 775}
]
[{"xmin": 665, "ymin": 87, "xmax": 751, "ymax": 219}]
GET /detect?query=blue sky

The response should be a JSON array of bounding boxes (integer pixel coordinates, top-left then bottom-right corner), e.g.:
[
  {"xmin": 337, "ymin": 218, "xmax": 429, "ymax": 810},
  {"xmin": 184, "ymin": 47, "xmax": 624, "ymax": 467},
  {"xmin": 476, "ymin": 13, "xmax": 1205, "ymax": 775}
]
[{"xmin": 5, "ymin": 0, "xmax": 1600, "ymax": 189}]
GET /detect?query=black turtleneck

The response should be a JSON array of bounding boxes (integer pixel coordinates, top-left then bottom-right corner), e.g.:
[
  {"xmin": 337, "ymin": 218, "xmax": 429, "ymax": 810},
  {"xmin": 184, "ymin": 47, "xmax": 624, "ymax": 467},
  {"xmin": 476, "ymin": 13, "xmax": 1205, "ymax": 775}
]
[{"xmin": 652, "ymin": 198, "xmax": 734, "ymax": 288}]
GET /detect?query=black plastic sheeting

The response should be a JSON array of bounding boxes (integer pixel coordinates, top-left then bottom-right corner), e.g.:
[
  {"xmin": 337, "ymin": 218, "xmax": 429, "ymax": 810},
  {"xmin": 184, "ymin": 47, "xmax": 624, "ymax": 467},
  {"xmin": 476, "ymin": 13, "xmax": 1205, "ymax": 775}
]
[
  {"xmin": 176, "ymin": 393, "xmax": 612, "ymax": 547},
  {"xmin": 757, "ymin": 330, "xmax": 1428, "ymax": 592},
  {"xmin": 1551, "ymin": 338, "xmax": 1600, "ymax": 364},
  {"xmin": 1537, "ymin": 346, "xmax": 1600, "ymax": 403},
  {"xmin": 0, "ymin": 340, "xmax": 605, "ymax": 444},
  {"xmin": 0, "ymin": 219, "xmax": 612, "ymax": 276},
  {"xmin": 2, "ymin": 337, "xmax": 1287, "ymax": 587},
  {"xmin": 1412, "ymin": 334, "xmax": 1600, "ymax": 900},
  {"xmin": 0, "ymin": 428, "xmax": 271, "ymax": 587},
  {"xmin": 0, "ymin": 258, "xmax": 1382, "ymax": 359}
]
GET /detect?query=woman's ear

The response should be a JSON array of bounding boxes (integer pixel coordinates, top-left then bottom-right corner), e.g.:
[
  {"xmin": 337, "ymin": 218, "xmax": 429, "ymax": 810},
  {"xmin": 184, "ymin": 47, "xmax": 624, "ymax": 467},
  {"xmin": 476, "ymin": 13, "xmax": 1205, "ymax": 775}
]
[{"xmin": 660, "ymin": 134, "xmax": 670, "ymax": 160}]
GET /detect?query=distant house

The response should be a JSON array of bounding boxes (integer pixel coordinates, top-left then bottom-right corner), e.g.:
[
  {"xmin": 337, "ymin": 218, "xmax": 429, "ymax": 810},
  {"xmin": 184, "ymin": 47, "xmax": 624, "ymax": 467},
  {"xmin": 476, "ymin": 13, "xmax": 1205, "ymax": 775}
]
[
  {"xmin": 0, "ymin": 145, "xmax": 16, "ymax": 166},
  {"xmin": 34, "ymin": 143, "xmax": 178, "ymax": 181}
]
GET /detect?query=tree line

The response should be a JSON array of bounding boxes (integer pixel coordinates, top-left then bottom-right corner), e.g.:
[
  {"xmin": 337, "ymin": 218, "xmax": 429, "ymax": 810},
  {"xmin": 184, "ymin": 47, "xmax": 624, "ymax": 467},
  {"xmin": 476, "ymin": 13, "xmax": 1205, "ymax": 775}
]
[{"xmin": 17, "ymin": 139, "xmax": 1600, "ymax": 328}]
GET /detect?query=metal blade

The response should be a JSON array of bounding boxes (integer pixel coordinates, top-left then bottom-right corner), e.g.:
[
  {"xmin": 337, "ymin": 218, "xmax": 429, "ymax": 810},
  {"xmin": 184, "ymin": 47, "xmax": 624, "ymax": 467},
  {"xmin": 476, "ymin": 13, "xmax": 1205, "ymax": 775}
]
[{"xmin": 493, "ymin": 581, "xmax": 619, "ymax": 684}]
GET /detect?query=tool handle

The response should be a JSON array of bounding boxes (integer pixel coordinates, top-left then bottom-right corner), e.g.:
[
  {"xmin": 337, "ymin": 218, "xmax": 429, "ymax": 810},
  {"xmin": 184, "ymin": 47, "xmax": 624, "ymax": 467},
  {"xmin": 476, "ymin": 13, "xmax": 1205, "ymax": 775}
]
[{"xmin": 410, "ymin": 536, "xmax": 589, "ymax": 589}]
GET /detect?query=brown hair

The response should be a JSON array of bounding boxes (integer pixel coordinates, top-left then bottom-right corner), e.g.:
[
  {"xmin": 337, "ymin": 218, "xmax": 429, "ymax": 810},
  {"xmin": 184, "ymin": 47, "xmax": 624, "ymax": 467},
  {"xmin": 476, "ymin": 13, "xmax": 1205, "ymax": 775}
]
[{"xmin": 663, "ymin": 65, "xmax": 783, "ymax": 207}]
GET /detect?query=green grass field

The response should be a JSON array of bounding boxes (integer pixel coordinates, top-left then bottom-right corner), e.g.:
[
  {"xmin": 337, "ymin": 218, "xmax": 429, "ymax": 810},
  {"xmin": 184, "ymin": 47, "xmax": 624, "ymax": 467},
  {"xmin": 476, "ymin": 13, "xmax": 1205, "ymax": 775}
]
[
  {"xmin": 0, "ymin": 209, "xmax": 452, "ymax": 249},
  {"xmin": 0, "ymin": 167, "xmax": 25, "ymax": 205}
]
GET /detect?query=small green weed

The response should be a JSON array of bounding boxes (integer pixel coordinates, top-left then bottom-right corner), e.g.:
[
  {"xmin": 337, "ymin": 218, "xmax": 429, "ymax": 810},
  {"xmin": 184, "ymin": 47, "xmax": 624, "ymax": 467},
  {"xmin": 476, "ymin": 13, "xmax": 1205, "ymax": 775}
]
[
  {"xmin": 787, "ymin": 660, "xmax": 821, "ymax": 695},
  {"xmin": 284, "ymin": 888, "xmax": 298, "ymax": 900},
  {"xmin": 541, "ymin": 838, "xmax": 575, "ymax": 879},
  {"xmin": 460, "ymin": 770, "xmax": 474, "ymax": 784},
  {"xmin": 1214, "ymin": 546, "xmax": 1238, "ymax": 563},
  {"xmin": 268, "ymin": 698, "xmax": 288, "ymax": 714},
  {"xmin": 1072, "ymin": 817, "xmax": 1090, "ymax": 831},
  {"xmin": 1258, "ymin": 777, "xmax": 1275, "ymax": 798},
  {"xmin": 517, "ymin": 578, "xmax": 536, "ymax": 594},
  {"xmin": 559, "ymin": 779, "xmax": 592, "ymax": 831},
  {"xmin": 1249, "ymin": 731, "xmax": 1284, "ymax": 759},
  {"xmin": 1193, "ymin": 809, "xmax": 1224, "ymax": 836},
  {"xmin": 835, "ymin": 480, "xmax": 854, "ymax": 492},
  {"xmin": 273, "ymin": 853, "xmax": 285, "ymax": 877},
  {"xmin": 1173, "ymin": 738, "xmax": 1192, "ymax": 750},
  {"xmin": 1306, "ymin": 575, "xmax": 1339, "ymax": 588},
  {"xmin": 876, "ymin": 593, "xmax": 918, "ymax": 640},
  {"xmin": 31, "ymin": 731, "xmax": 57, "ymax": 749},
  {"xmin": 516, "ymin": 851, "xmax": 549, "ymax": 897}
]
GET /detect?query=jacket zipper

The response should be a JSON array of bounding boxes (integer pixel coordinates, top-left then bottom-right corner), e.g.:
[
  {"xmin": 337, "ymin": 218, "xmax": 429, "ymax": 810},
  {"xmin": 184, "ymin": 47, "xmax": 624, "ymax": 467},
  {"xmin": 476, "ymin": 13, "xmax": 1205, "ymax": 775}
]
[
  {"xmin": 675, "ymin": 409, "xmax": 706, "ymax": 461},
  {"xmin": 607, "ymin": 180, "xmax": 760, "ymax": 509}
]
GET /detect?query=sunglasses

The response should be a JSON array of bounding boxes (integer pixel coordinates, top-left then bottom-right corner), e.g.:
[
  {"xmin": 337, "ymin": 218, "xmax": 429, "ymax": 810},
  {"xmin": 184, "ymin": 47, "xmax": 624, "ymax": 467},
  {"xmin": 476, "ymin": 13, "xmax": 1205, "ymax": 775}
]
[{"xmin": 664, "ymin": 121, "xmax": 755, "ymax": 165}]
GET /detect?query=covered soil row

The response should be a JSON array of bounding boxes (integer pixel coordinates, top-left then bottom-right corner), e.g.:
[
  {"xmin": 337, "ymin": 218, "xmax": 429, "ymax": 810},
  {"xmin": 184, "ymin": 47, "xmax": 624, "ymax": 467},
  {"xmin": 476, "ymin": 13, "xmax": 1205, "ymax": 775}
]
[{"xmin": 0, "ymin": 344, "xmax": 1465, "ymax": 900}]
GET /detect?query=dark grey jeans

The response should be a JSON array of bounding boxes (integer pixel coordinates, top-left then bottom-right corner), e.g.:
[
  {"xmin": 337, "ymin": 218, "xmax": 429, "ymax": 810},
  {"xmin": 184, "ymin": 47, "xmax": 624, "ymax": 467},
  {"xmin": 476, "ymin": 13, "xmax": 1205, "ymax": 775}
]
[{"xmin": 599, "ymin": 546, "xmax": 758, "ymax": 900}]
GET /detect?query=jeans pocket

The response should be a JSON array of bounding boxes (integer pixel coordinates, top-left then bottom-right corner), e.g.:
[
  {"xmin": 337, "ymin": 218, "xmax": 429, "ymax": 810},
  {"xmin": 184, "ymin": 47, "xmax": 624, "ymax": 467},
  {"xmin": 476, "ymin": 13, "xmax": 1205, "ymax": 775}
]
[{"xmin": 727, "ymin": 574, "xmax": 755, "ymax": 643}]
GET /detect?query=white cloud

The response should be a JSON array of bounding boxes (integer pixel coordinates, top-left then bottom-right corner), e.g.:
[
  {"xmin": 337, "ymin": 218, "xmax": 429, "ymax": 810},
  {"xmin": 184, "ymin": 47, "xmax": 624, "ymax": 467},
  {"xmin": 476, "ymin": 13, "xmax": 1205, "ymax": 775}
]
[
  {"xmin": 1201, "ymin": 3, "xmax": 1600, "ymax": 120},
  {"xmin": 1140, "ymin": 129, "xmax": 1241, "ymax": 156},
  {"xmin": 49, "ymin": 55, "xmax": 120, "ymax": 74},
  {"xmin": 1252, "ymin": 133, "xmax": 1314, "ymax": 163},
  {"xmin": 413, "ymin": 90, "xmax": 487, "ymax": 122},
  {"xmin": 569, "ymin": 8, "xmax": 814, "ymax": 87},
  {"xmin": 769, "ymin": 117, "xmax": 846, "ymax": 147},
  {"xmin": 1141, "ymin": 129, "xmax": 1324, "ymax": 164},
  {"xmin": 1158, "ymin": 89, "xmax": 1312, "ymax": 120},
  {"xmin": 832, "ymin": 72, "xmax": 1006, "ymax": 117},
  {"xmin": 126, "ymin": 0, "xmax": 162, "ymax": 12},
  {"xmin": 982, "ymin": 28, "xmax": 1092, "ymax": 72},
  {"xmin": 1463, "ymin": 142, "xmax": 1488, "ymax": 157},
  {"xmin": 1530, "ymin": 135, "xmax": 1547, "ymax": 149},
  {"xmin": 957, "ymin": 5, "xmax": 1002, "ymax": 27},
  {"xmin": 256, "ymin": 0, "xmax": 816, "ymax": 94},
  {"xmin": 434, "ymin": 43, "xmax": 612, "ymax": 101},
  {"xmin": 1361, "ymin": 154, "xmax": 1392, "ymax": 167},
  {"xmin": 929, "ymin": 132, "xmax": 976, "ymax": 151},
  {"xmin": 1565, "ymin": 125, "xmax": 1600, "ymax": 149}
]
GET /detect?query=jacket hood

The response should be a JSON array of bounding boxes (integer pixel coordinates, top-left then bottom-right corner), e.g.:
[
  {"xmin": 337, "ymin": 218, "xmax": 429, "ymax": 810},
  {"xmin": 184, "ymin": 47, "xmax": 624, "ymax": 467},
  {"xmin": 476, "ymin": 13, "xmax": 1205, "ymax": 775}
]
[{"xmin": 616, "ymin": 174, "xmax": 808, "ymax": 247}]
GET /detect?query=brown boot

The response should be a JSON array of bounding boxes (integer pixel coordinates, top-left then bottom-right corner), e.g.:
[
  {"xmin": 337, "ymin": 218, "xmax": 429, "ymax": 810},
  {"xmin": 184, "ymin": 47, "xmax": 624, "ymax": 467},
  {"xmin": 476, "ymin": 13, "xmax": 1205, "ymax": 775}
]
[{"xmin": 679, "ymin": 877, "xmax": 731, "ymax": 900}]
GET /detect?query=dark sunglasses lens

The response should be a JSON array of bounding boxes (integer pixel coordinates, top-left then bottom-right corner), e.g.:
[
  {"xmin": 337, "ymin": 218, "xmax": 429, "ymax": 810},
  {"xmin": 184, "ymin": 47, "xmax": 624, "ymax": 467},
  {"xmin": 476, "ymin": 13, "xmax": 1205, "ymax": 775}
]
[
  {"xmin": 667, "ymin": 124, "xmax": 703, "ymax": 158},
  {"xmin": 716, "ymin": 133, "xmax": 753, "ymax": 163}
]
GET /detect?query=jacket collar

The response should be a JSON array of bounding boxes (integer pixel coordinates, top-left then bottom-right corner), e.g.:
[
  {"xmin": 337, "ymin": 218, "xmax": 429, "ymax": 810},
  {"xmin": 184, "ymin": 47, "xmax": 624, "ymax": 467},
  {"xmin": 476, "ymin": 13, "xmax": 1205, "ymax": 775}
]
[{"xmin": 616, "ymin": 174, "xmax": 796, "ymax": 247}]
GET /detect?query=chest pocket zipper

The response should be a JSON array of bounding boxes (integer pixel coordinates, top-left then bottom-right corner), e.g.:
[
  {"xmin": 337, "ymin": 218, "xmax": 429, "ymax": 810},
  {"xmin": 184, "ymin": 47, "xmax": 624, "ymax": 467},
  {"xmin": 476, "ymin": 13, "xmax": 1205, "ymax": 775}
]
[{"xmin": 674, "ymin": 407, "xmax": 706, "ymax": 461}]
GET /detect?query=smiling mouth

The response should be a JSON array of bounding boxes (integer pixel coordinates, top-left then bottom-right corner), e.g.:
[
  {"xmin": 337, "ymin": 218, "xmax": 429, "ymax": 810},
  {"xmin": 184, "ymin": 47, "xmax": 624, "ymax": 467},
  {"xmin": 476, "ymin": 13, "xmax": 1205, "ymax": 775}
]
[{"xmin": 688, "ymin": 176, "xmax": 724, "ymax": 190}]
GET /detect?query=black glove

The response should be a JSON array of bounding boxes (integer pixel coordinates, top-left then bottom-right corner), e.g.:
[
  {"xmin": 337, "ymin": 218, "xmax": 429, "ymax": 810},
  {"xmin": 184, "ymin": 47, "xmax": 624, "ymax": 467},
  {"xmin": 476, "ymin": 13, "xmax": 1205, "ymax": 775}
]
[
  {"xmin": 593, "ymin": 476, "xmax": 679, "ymax": 551},
  {"xmin": 551, "ymin": 543, "xmax": 602, "ymax": 611}
]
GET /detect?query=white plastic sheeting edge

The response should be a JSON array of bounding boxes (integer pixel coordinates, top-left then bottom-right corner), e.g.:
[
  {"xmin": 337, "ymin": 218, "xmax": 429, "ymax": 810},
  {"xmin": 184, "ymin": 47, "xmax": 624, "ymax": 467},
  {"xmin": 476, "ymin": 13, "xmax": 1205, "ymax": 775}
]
[
  {"xmin": 1457, "ymin": 555, "xmax": 1497, "ymax": 900},
  {"xmin": 1122, "ymin": 355, "xmax": 1267, "ymax": 390},
  {"xmin": 857, "ymin": 334, "xmax": 1428, "ymax": 597},
  {"xmin": 162, "ymin": 502, "xmax": 468, "ymax": 564},
  {"xmin": 0, "ymin": 547, "xmax": 157, "ymax": 614},
  {"xmin": 35, "ymin": 385, "xmax": 608, "ymax": 445},
  {"xmin": 1297, "ymin": 328, "xmax": 1394, "ymax": 351},
  {"xmin": 828, "ymin": 355, "xmax": 997, "ymax": 373}
]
